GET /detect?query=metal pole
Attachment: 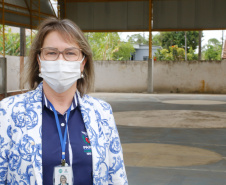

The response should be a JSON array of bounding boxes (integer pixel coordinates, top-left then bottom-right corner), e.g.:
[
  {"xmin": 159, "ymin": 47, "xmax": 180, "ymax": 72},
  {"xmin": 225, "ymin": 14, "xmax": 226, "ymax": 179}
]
[
  {"xmin": 30, "ymin": 0, "xmax": 33, "ymax": 43},
  {"xmin": 2, "ymin": 0, "xmax": 7, "ymax": 97},
  {"xmin": 20, "ymin": 28, "xmax": 26, "ymax": 90},
  {"xmin": 0, "ymin": 58, "xmax": 7, "ymax": 98},
  {"xmin": 185, "ymin": 31, "xmax": 187, "ymax": 60},
  {"xmin": 38, "ymin": 0, "xmax": 41, "ymax": 24},
  {"xmin": 222, "ymin": 30, "xmax": 224, "ymax": 50},
  {"xmin": 58, "ymin": 0, "xmax": 66, "ymax": 19},
  {"xmin": 148, "ymin": 0, "xmax": 153, "ymax": 93},
  {"xmin": 2, "ymin": 0, "xmax": 5, "ymax": 57},
  {"xmin": 64, "ymin": 0, "xmax": 66, "ymax": 18},
  {"xmin": 198, "ymin": 31, "xmax": 202, "ymax": 60},
  {"xmin": 57, "ymin": 0, "xmax": 60, "ymax": 18}
]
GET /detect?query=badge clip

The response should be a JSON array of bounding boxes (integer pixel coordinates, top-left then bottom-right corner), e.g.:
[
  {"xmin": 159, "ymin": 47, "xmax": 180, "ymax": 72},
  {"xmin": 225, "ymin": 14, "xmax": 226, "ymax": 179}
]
[{"xmin": 61, "ymin": 159, "xmax": 66, "ymax": 166}]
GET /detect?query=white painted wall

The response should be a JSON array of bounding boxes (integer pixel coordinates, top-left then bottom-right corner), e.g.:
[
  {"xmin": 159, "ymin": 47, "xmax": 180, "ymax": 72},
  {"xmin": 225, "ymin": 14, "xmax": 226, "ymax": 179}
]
[
  {"xmin": 6, "ymin": 56, "xmax": 21, "ymax": 91},
  {"xmin": 94, "ymin": 60, "xmax": 147, "ymax": 92},
  {"xmin": 4, "ymin": 56, "xmax": 226, "ymax": 94},
  {"xmin": 153, "ymin": 60, "xmax": 226, "ymax": 93}
]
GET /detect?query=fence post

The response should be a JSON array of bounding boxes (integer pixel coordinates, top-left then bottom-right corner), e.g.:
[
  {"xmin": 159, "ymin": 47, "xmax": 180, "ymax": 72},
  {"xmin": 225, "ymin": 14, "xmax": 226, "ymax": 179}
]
[
  {"xmin": 148, "ymin": 0, "xmax": 153, "ymax": 93},
  {"xmin": 0, "ymin": 57, "xmax": 7, "ymax": 98}
]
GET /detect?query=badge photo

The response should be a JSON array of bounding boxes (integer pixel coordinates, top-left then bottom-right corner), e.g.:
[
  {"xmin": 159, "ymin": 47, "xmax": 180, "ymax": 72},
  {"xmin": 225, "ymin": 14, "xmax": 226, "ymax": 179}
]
[{"xmin": 53, "ymin": 166, "xmax": 73, "ymax": 185}]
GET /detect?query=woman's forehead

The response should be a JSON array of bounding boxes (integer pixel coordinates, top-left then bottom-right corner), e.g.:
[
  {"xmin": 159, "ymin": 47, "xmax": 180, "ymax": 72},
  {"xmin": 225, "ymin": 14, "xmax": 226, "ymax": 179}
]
[{"xmin": 43, "ymin": 31, "xmax": 79, "ymax": 48}]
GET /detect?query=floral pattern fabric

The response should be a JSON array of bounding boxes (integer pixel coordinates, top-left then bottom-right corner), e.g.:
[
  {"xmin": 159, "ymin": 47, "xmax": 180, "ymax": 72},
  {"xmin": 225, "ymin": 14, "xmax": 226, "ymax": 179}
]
[{"xmin": 0, "ymin": 83, "xmax": 128, "ymax": 185}]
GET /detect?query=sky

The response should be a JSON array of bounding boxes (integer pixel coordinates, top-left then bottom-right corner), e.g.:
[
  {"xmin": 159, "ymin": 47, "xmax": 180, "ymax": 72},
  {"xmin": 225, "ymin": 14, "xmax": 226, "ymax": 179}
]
[{"xmin": 202, "ymin": 30, "xmax": 224, "ymax": 45}]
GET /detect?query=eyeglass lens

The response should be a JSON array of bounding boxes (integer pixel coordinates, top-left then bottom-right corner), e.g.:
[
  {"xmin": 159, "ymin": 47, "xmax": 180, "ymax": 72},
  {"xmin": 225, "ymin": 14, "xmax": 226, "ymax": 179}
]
[{"xmin": 41, "ymin": 48, "xmax": 81, "ymax": 61}]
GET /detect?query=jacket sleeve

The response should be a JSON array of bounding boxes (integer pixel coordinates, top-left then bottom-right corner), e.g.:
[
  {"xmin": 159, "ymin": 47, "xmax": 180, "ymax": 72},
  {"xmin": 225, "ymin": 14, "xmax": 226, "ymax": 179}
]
[
  {"xmin": 107, "ymin": 106, "xmax": 128, "ymax": 185},
  {"xmin": 0, "ymin": 100, "xmax": 10, "ymax": 184}
]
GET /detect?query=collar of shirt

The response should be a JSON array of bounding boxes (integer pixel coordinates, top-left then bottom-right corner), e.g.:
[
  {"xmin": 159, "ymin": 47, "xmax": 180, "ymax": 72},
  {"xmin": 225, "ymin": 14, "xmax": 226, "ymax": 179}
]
[{"xmin": 42, "ymin": 90, "xmax": 79, "ymax": 115}]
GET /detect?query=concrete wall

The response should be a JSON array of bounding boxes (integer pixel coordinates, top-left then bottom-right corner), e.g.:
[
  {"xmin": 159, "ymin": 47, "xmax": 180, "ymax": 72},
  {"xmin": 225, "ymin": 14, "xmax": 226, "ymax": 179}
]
[
  {"xmin": 5, "ymin": 56, "xmax": 21, "ymax": 91},
  {"xmin": 154, "ymin": 60, "xmax": 226, "ymax": 93},
  {"xmin": 94, "ymin": 60, "xmax": 226, "ymax": 94},
  {"xmin": 4, "ymin": 56, "xmax": 226, "ymax": 94},
  {"xmin": 94, "ymin": 60, "xmax": 148, "ymax": 92}
]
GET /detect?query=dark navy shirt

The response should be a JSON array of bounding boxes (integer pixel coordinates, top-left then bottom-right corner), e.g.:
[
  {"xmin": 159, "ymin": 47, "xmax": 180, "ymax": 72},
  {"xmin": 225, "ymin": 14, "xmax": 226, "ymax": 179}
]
[{"xmin": 42, "ymin": 92, "xmax": 93, "ymax": 185}]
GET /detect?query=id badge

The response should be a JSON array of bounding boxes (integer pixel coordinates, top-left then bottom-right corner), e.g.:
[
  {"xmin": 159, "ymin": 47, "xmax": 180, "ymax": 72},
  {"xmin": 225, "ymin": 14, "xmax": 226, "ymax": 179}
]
[{"xmin": 53, "ymin": 165, "xmax": 73, "ymax": 185}]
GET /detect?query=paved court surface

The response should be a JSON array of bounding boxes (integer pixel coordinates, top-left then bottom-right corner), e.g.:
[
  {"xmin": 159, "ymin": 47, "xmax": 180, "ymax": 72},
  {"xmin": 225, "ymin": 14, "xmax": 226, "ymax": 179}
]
[{"xmin": 90, "ymin": 93, "xmax": 226, "ymax": 185}]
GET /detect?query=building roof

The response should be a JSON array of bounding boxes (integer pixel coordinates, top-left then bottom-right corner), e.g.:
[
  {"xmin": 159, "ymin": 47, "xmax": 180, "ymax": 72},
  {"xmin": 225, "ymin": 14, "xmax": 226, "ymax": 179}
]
[
  {"xmin": 133, "ymin": 44, "xmax": 161, "ymax": 50},
  {"xmin": 63, "ymin": 0, "xmax": 226, "ymax": 32},
  {"xmin": 0, "ymin": 0, "xmax": 56, "ymax": 29}
]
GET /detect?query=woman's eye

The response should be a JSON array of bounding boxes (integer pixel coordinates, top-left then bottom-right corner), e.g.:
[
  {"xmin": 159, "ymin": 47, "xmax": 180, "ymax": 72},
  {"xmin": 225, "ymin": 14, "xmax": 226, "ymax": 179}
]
[
  {"xmin": 47, "ymin": 52, "xmax": 57, "ymax": 55},
  {"xmin": 66, "ymin": 52, "xmax": 76, "ymax": 56}
]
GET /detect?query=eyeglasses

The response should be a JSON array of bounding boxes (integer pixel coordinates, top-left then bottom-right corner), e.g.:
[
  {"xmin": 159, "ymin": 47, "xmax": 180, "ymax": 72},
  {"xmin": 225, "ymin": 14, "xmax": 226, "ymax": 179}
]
[{"xmin": 40, "ymin": 47, "xmax": 82, "ymax": 61}]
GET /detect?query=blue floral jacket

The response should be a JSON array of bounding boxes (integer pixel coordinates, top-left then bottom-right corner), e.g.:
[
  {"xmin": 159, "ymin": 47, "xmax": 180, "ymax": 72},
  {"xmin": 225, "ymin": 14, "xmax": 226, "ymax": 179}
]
[{"xmin": 0, "ymin": 83, "xmax": 128, "ymax": 185}]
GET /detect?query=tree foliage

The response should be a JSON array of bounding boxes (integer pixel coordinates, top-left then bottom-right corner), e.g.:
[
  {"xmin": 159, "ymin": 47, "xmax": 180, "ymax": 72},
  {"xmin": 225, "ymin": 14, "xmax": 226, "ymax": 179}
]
[
  {"xmin": 85, "ymin": 32, "xmax": 120, "ymax": 60},
  {"xmin": 85, "ymin": 32, "xmax": 135, "ymax": 61},
  {"xmin": 0, "ymin": 25, "xmax": 35, "ymax": 56},
  {"xmin": 187, "ymin": 48, "xmax": 198, "ymax": 60},
  {"xmin": 203, "ymin": 38, "xmax": 222, "ymax": 60},
  {"xmin": 152, "ymin": 33, "xmax": 161, "ymax": 46},
  {"xmin": 127, "ymin": 33, "xmax": 149, "ymax": 45},
  {"xmin": 1, "ymin": 28, "xmax": 135, "ymax": 60},
  {"xmin": 155, "ymin": 45, "xmax": 198, "ymax": 61},
  {"xmin": 112, "ymin": 42, "xmax": 135, "ymax": 60},
  {"xmin": 153, "ymin": 31, "xmax": 200, "ymax": 51},
  {"xmin": 0, "ymin": 25, "xmax": 20, "ymax": 56}
]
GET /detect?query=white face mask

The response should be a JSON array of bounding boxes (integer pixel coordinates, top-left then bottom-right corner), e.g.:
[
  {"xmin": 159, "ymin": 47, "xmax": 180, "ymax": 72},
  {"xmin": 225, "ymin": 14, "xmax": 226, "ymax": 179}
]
[{"xmin": 39, "ymin": 56, "xmax": 85, "ymax": 93}]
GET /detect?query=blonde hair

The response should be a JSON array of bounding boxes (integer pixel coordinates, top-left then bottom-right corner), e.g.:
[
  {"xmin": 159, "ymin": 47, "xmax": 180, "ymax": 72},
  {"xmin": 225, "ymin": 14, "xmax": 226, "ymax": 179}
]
[{"xmin": 24, "ymin": 17, "xmax": 94, "ymax": 97}]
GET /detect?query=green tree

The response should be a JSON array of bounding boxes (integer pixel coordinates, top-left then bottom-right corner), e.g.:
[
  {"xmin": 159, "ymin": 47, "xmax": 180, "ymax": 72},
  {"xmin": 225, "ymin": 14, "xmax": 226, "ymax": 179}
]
[
  {"xmin": 169, "ymin": 45, "xmax": 185, "ymax": 61},
  {"xmin": 155, "ymin": 48, "xmax": 173, "ymax": 61},
  {"xmin": 85, "ymin": 32, "xmax": 135, "ymax": 60},
  {"xmin": 85, "ymin": 32, "xmax": 120, "ymax": 60},
  {"xmin": 187, "ymin": 48, "xmax": 198, "ymax": 60},
  {"xmin": 203, "ymin": 38, "xmax": 222, "ymax": 60},
  {"xmin": 25, "ymin": 30, "xmax": 37, "ymax": 55},
  {"xmin": 127, "ymin": 33, "xmax": 149, "ymax": 45},
  {"xmin": 127, "ymin": 33, "xmax": 162, "ymax": 46},
  {"xmin": 112, "ymin": 42, "xmax": 135, "ymax": 60},
  {"xmin": 157, "ymin": 31, "xmax": 200, "ymax": 51},
  {"xmin": 0, "ymin": 25, "xmax": 20, "ymax": 56},
  {"xmin": 0, "ymin": 25, "xmax": 35, "ymax": 56},
  {"xmin": 152, "ymin": 33, "xmax": 161, "ymax": 46},
  {"xmin": 155, "ymin": 45, "xmax": 198, "ymax": 61}
]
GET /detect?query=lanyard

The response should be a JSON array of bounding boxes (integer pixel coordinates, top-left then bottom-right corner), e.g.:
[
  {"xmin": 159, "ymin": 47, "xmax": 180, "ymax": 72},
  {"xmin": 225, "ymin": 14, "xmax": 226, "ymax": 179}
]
[{"xmin": 49, "ymin": 102, "xmax": 71, "ymax": 166}]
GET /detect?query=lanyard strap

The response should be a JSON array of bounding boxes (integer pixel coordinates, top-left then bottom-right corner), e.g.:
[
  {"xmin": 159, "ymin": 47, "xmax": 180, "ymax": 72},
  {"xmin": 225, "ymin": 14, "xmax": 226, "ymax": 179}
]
[{"xmin": 49, "ymin": 102, "xmax": 71, "ymax": 166}]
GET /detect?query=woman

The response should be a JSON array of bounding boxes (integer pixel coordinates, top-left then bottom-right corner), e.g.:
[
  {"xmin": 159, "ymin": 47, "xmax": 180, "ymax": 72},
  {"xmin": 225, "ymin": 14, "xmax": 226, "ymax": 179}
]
[
  {"xmin": 0, "ymin": 18, "xmax": 128, "ymax": 185},
  {"xmin": 59, "ymin": 175, "xmax": 68, "ymax": 185}
]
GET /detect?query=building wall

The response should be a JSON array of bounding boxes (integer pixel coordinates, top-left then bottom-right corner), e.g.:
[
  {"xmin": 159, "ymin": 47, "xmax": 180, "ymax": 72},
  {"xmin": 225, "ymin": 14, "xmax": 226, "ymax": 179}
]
[
  {"xmin": 133, "ymin": 45, "xmax": 161, "ymax": 61},
  {"xmin": 3, "ymin": 56, "xmax": 226, "ymax": 94},
  {"xmin": 134, "ymin": 49, "xmax": 149, "ymax": 60}
]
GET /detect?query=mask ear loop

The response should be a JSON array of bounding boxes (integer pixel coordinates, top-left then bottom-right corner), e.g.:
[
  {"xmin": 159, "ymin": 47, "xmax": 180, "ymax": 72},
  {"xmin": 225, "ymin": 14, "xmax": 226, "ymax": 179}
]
[{"xmin": 80, "ymin": 55, "xmax": 86, "ymax": 78}]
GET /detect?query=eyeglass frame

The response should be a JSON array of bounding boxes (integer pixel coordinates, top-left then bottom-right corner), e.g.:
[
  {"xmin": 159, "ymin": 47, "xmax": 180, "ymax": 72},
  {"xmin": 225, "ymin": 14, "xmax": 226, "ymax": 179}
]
[{"xmin": 39, "ymin": 47, "xmax": 83, "ymax": 61}]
